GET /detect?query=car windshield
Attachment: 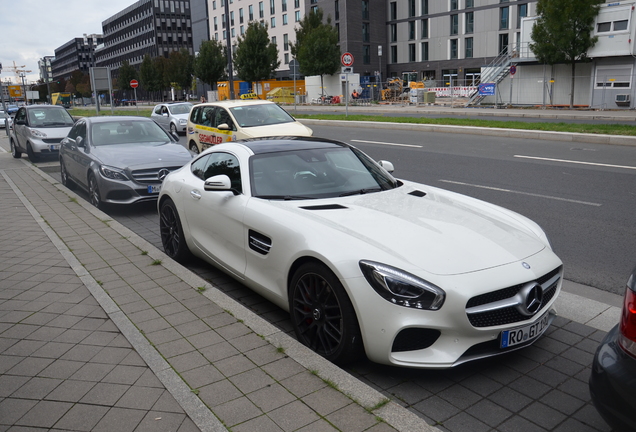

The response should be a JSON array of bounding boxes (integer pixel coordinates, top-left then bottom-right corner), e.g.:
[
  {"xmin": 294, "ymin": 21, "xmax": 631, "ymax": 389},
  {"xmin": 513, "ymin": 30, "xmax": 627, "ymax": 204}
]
[
  {"xmin": 27, "ymin": 107, "xmax": 74, "ymax": 127},
  {"xmin": 230, "ymin": 104, "xmax": 295, "ymax": 128},
  {"xmin": 169, "ymin": 103, "xmax": 192, "ymax": 114},
  {"xmin": 91, "ymin": 120, "xmax": 172, "ymax": 146},
  {"xmin": 250, "ymin": 146, "xmax": 399, "ymax": 200}
]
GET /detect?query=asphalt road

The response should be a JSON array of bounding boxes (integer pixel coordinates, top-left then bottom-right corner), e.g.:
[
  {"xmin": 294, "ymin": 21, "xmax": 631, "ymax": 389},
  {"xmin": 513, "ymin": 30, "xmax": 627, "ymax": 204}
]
[{"xmin": 306, "ymin": 123, "xmax": 636, "ymax": 296}]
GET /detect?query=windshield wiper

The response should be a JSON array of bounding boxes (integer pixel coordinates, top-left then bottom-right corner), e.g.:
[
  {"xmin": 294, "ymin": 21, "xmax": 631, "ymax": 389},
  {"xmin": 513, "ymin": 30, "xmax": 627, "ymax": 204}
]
[
  {"xmin": 339, "ymin": 187, "xmax": 382, "ymax": 197},
  {"xmin": 256, "ymin": 195, "xmax": 314, "ymax": 200}
]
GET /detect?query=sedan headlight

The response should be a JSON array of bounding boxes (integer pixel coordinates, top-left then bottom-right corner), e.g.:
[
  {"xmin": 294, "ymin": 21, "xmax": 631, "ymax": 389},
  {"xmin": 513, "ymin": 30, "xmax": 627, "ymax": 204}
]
[
  {"xmin": 29, "ymin": 128, "xmax": 48, "ymax": 138},
  {"xmin": 360, "ymin": 260, "xmax": 445, "ymax": 310},
  {"xmin": 99, "ymin": 165, "xmax": 129, "ymax": 181}
]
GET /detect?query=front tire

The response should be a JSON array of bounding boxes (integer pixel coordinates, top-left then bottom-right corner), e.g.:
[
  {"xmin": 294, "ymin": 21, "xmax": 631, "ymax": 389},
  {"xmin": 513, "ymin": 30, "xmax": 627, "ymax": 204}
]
[
  {"xmin": 88, "ymin": 174, "xmax": 103, "ymax": 209},
  {"xmin": 170, "ymin": 123, "xmax": 178, "ymax": 135},
  {"xmin": 27, "ymin": 142, "xmax": 39, "ymax": 162},
  {"xmin": 290, "ymin": 262, "xmax": 363, "ymax": 365},
  {"xmin": 160, "ymin": 199, "xmax": 191, "ymax": 263},
  {"xmin": 60, "ymin": 159, "xmax": 74, "ymax": 189},
  {"xmin": 10, "ymin": 140, "xmax": 21, "ymax": 158}
]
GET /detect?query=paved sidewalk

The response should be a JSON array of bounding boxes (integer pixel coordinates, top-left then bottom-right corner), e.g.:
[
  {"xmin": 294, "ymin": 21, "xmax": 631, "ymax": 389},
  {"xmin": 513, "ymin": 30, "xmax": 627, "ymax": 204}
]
[{"xmin": 0, "ymin": 152, "xmax": 435, "ymax": 431}]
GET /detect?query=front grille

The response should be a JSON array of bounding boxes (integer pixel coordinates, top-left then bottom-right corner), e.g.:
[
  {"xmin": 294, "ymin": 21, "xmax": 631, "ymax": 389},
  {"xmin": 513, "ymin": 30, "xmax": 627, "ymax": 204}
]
[
  {"xmin": 131, "ymin": 166, "xmax": 181, "ymax": 184},
  {"xmin": 466, "ymin": 266, "xmax": 562, "ymax": 328},
  {"xmin": 42, "ymin": 138, "xmax": 63, "ymax": 144},
  {"xmin": 392, "ymin": 328, "xmax": 440, "ymax": 353}
]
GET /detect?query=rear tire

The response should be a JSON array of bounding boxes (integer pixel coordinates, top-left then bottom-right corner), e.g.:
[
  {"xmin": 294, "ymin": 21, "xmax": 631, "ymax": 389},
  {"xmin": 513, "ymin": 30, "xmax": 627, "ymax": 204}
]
[
  {"xmin": 10, "ymin": 140, "xmax": 21, "ymax": 158},
  {"xmin": 290, "ymin": 262, "xmax": 363, "ymax": 365},
  {"xmin": 189, "ymin": 142, "xmax": 200, "ymax": 154},
  {"xmin": 160, "ymin": 199, "xmax": 192, "ymax": 263}
]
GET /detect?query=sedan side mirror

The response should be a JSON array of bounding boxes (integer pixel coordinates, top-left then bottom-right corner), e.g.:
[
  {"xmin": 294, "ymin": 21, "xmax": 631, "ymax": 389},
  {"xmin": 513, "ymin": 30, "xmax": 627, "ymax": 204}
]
[
  {"xmin": 204, "ymin": 174, "xmax": 240, "ymax": 195},
  {"xmin": 378, "ymin": 160, "xmax": 395, "ymax": 173}
]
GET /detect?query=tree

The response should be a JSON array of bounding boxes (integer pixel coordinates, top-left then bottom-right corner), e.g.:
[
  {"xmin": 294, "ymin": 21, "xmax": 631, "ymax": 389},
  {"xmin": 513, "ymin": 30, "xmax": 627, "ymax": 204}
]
[
  {"xmin": 233, "ymin": 22, "xmax": 280, "ymax": 95},
  {"xmin": 530, "ymin": 0, "xmax": 603, "ymax": 108},
  {"xmin": 165, "ymin": 49, "xmax": 195, "ymax": 99},
  {"xmin": 194, "ymin": 40, "xmax": 227, "ymax": 89},
  {"xmin": 117, "ymin": 60, "xmax": 138, "ymax": 99},
  {"xmin": 291, "ymin": 9, "xmax": 340, "ymax": 98},
  {"xmin": 140, "ymin": 54, "xmax": 163, "ymax": 100}
]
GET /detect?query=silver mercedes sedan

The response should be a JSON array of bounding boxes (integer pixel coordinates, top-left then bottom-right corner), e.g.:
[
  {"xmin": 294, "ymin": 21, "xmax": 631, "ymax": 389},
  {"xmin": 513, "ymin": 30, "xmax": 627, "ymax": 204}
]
[{"xmin": 59, "ymin": 116, "xmax": 193, "ymax": 209}]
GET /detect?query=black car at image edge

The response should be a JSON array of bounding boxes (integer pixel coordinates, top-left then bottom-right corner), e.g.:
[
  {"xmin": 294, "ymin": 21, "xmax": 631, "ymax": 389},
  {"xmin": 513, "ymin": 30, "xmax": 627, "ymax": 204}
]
[{"xmin": 589, "ymin": 266, "xmax": 636, "ymax": 432}]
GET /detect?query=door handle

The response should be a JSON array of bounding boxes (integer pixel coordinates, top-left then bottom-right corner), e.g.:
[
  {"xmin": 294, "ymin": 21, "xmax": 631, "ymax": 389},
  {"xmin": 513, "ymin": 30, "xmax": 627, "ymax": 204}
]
[{"xmin": 190, "ymin": 190, "xmax": 201, "ymax": 200}]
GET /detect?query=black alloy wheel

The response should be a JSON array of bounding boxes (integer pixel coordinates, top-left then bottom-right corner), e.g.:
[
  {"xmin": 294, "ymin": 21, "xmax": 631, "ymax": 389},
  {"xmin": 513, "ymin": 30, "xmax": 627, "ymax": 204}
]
[
  {"xmin": 290, "ymin": 262, "xmax": 363, "ymax": 365},
  {"xmin": 159, "ymin": 199, "xmax": 191, "ymax": 263},
  {"xmin": 10, "ymin": 140, "xmax": 21, "ymax": 158},
  {"xmin": 88, "ymin": 174, "xmax": 102, "ymax": 209}
]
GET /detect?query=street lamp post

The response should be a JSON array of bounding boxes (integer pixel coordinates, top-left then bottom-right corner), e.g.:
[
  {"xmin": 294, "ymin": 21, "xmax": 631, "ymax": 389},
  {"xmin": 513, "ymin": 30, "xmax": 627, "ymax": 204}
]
[{"xmin": 19, "ymin": 72, "xmax": 27, "ymax": 105}]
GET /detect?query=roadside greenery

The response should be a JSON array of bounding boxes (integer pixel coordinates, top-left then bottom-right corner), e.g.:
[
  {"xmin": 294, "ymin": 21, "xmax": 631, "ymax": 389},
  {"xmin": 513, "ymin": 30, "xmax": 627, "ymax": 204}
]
[{"xmin": 66, "ymin": 108, "xmax": 636, "ymax": 137}]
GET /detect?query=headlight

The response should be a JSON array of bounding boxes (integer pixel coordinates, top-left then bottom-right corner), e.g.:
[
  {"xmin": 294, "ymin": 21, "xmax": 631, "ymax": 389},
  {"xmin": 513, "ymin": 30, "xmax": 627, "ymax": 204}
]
[
  {"xmin": 99, "ymin": 165, "xmax": 128, "ymax": 181},
  {"xmin": 29, "ymin": 128, "xmax": 48, "ymax": 138},
  {"xmin": 359, "ymin": 260, "xmax": 445, "ymax": 310},
  {"xmin": 179, "ymin": 119, "xmax": 187, "ymax": 124}
]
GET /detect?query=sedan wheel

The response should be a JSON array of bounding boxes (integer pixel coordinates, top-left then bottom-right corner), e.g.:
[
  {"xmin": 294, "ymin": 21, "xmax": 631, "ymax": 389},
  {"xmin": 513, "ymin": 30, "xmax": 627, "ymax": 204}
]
[
  {"xmin": 88, "ymin": 174, "xmax": 102, "ymax": 209},
  {"xmin": 290, "ymin": 262, "xmax": 363, "ymax": 365},
  {"xmin": 159, "ymin": 199, "xmax": 191, "ymax": 263},
  {"xmin": 170, "ymin": 123, "xmax": 178, "ymax": 135},
  {"xmin": 189, "ymin": 142, "xmax": 200, "ymax": 154},
  {"xmin": 10, "ymin": 140, "xmax": 21, "ymax": 158},
  {"xmin": 60, "ymin": 159, "xmax": 74, "ymax": 189}
]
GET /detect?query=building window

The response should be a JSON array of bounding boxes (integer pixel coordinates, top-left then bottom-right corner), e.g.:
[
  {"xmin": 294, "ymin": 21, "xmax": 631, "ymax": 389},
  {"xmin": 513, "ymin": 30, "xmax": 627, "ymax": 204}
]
[
  {"xmin": 214, "ymin": 16, "xmax": 218, "ymax": 31},
  {"xmin": 230, "ymin": 11, "xmax": 234, "ymax": 26},
  {"xmin": 498, "ymin": 33, "xmax": 509, "ymax": 54},
  {"xmin": 363, "ymin": 45, "xmax": 371, "ymax": 64},
  {"xmin": 284, "ymin": 33, "xmax": 289, "ymax": 50},
  {"xmin": 409, "ymin": 43, "xmax": 416, "ymax": 61},
  {"xmin": 213, "ymin": 0, "xmax": 216, "ymax": 9},
  {"xmin": 465, "ymin": 11, "xmax": 473, "ymax": 33},
  {"xmin": 249, "ymin": 5, "xmax": 254, "ymax": 20},
  {"xmin": 450, "ymin": 0, "xmax": 458, "ymax": 11},
  {"xmin": 450, "ymin": 39, "xmax": 458, "ymax": 59},
  {"xmin": 239, "ymin": 8, "xmax": 244, "ymax": 23},
  {"xmin": 450, "ymin": 14, "xmax": 458, "ymax": 35},
  {"xmin": 465, "ymin": 37, "xmax": 473, "ymax": 58},
  {"xmin": 391, "ymin": 45, "xmax": 398, "ymax": 63},
  {"xmin": 271, "ymin": 17, "xmax": 276, "ymax": 27},
  {"xmin": 363, "ymin": 22, "xmax": 370, "ymax": 42},
  {"xmin": 285, "ymin": 53, "xmax": 289, "ymax": 63},
  {"xmin": 421, "ymin": 18, "xmax": 428, "ymax": 38},
  {"xmin": 295, "ymin": 0, "xmax": 299, "ymax": 8},
  {"xmin": 517, "ymin": 4, "xmax": 527, "ymax": 28},
  {"xmin": 295, "ymin": 10, "xmax": 301, "ymax": 21},
  {"xmin": 283, "ymin": 14, "xmax": 288, "ymax": 24},
  {"xmin": 390, "ymin": 2, "xmax": 397, "ymax": 20},
  {"xmin": 390, "ymin": 23, "xmax": 397, "ymax": 42},
  {"xmin": 500, "ymin": 7, "xmax": 509, "ymax": 30},
  {"xmin": 409, "ymin": 0, "xmax": 415, "ymax": 17},
  {"xmin": 421, "ymin": 41, "xmax": 429, "ymax": 60},
  {"xmin": 271, "ymin": 36, "xmax": 276, "ymax": 46},
  {"xmin": 465, "ymin": 0, "xmax": 473, "ymax": 8},
  {"xmin": 597, "ymin": 19, "xmax": 629, "ymax": 33},
  {"xmin": 362, "ymin": 0, "xmax": 369, "ymax": 20},
  {"xmin": 282, "ymin": 0, "xmax": 287, "ymax": 12},
  {"xmin": 240, "ymin": 25, "xmax": 244, "ymax": 34},
  {"xmin": 231, "ymin": 27, "xmax": 235, "ymax": 37},
  {"xmin": 270, "ymin": 0, "xmax": 275, "ymax": 14},
  {"xmin": 335, "ymin": 0, "xmax": 339, "ymax": 20},
  {"xmin": 259, "ymin": 2, "xmax": 264, "ymax": 18},
  {"xmin": 421, "ymin": 0, "xmax": 428, "ymax": 15},
  {"xmin": 409, "ymin": 21, "xmax": 415, "ymax": 40}
]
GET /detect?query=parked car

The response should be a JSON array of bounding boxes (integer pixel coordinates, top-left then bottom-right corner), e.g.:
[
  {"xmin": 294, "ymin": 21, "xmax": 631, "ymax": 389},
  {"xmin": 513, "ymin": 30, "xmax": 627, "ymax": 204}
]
[
  {"xmin": 158, "ymin": 136, "xmax": 563, "ymax": 368},
  {"xmin": 589, "ymin": 267, "xmax": 636, "ymax": 432},
  {"xmin": 60, "ymin": 116, "xmax": 193, "ymax": 209},
  {"xmin": 151, "ymin": 102, "xmax": 193, "ymax": 135},
  {"xmin": 10, "ymin": 105, "xmax": 75, "ymax": 162},
  {"xmin": 6, "ymin": 104, "xmax": 19, "ymax": 114},
  {"xmin": 186, "ymin": 100, "xmax": 312, "ymax": 154},
  {"xmin": 0, "ymin": 110, "xmax": 9, "ymax": 129}
]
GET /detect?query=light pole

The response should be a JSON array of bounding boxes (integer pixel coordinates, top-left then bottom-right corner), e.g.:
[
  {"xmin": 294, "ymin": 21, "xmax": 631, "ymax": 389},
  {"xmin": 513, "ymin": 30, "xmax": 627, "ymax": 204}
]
[
  {"xmin": 19, "ymin": 72, "xmax": 27, "ymax": 105},
  {"xmin": 0, "ymin": 62, "xmax": 7, "ymax": 112}
]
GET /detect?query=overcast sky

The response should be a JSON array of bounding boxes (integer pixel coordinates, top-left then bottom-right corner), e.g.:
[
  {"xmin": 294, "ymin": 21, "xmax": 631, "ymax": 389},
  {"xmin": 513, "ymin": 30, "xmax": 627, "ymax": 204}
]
[{"xmin": 0, "ymin": 0, "xmax": 138, "ymax": 84}]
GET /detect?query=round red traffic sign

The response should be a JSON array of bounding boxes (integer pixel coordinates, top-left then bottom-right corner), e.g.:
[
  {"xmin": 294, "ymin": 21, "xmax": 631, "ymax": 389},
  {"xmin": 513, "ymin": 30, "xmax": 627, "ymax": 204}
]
[
  {"xmin": 509, "ymin": 65, "xmax": 517, "ymax": 76},
  {"xmin": 341, "ymin": 52, "xmax": 354, "ymax": 67},
  {"xmin": 130, "ymin": 79, "xmax": 139, "ymax": 88}
]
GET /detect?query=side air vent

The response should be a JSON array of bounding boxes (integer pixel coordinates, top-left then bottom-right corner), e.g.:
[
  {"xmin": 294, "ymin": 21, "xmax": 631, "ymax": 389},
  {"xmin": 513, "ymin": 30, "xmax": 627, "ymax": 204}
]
[
  {"xmin": 249, "ymin": 230, "xmax": 271, "ymax": 255},
  {"xmin": 300, "ymin": 204, "xmax": 348, "ymax": 210},
  {"xmin": 408, "ymin": 190, "xmax": 427, "ymax": 197}
]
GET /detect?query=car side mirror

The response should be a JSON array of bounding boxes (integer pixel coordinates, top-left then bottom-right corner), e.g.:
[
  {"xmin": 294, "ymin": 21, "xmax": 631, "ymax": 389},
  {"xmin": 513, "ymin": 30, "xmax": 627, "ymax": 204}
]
[
  {"xmin": 76, "ymin": 136, "xmax": 84, "ymax": 147},
  {"xmin": 163, "ymin": 113, "xmax": 169, "ymax": 117},
  {"xmin": 378, "ymin": 160, "xmax": 394, "ymax": 173},
  {"xmin": 204, "ymin": 174, "xmax": 240, "ymax": 195},
  {"xmin": 217, "ymin": 123, "xmax": 230, "ymax": 131}
]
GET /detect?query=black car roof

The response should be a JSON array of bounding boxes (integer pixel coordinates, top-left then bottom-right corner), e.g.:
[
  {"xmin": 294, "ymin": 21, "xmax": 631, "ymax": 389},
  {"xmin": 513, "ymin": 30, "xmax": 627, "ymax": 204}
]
[{"xmin": 238, "ymin": 136, "xmax": 350, "ymax": 155}]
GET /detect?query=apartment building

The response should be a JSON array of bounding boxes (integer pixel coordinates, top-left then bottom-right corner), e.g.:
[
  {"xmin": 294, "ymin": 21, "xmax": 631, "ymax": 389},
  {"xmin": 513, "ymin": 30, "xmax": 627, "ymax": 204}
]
[{"xmin": 50, "ymin": 34, "xmax": 104, "ymax": 82}]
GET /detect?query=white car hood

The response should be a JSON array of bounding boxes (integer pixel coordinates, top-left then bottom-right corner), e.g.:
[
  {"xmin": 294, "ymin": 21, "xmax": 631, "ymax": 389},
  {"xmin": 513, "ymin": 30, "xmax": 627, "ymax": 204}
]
[
  {"xmin": 283, "ymin": 185, "xmax": 546, "ymax": 276},
  {"xmin": 241, "ymin": 121, "xmax": 312, "ymax": 138}
]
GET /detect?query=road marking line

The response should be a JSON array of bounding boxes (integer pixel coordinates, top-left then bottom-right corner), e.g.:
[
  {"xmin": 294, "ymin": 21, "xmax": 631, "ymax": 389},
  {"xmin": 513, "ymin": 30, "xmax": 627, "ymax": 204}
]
[
  {"xmin": 351, "ymin": 139, "xmax": 422, "ymax": 148},
  {"xmin": 439, "ymin": 180, "xmax": 602, "ymax": 207},
  {"xmin": 514, "ymin": 155, "xmax": 636, "ymax": 171}
]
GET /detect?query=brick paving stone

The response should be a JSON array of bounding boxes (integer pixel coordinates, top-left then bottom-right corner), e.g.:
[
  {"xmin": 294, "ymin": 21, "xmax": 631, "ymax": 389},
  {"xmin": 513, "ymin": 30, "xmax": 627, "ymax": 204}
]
[
  {"xmin": 14, "ymin": 400, "xmax": 73, "ymax": 428},
  {"xmin": 54, "ymin": 403, "xmax": 110, "ymax": 431},
  {"xmin": 247, "ymin": 382, "xmax": 297, "ymax": 412}
]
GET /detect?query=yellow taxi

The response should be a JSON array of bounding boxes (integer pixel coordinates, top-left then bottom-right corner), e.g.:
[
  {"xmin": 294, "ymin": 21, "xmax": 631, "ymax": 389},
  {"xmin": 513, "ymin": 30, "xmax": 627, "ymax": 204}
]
[{"xmin": 186, "ymin": 100, "xmax": 313, "ymax": 154}]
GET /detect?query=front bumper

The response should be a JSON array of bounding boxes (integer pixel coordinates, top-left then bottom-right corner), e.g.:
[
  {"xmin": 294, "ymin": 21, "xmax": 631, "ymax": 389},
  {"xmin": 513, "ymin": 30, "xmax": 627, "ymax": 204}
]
[
  {"xmin": 31, "ymin": 138, "xmax": 63, "ymax": 154},
  {"xmin": 589, "ymin": 325, "xmax": 636, "ymax": 432},
  {"xmin": 345, "ymin": 248, "xmax": 563, "ymax": 368},
  {"xmin": 96, "ymin": 172, "xmax": 163, "ymax": 205}
]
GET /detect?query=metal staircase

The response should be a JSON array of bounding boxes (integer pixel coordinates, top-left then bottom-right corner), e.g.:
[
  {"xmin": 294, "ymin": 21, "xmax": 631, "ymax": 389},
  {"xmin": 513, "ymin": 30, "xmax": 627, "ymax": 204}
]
[{"xmin": 466, "ymin": 49, "xmax": 514, "ymax": 107}]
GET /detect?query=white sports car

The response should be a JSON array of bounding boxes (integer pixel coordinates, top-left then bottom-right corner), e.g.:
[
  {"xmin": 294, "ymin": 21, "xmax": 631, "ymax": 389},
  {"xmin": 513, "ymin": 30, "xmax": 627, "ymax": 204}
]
[{"xmin": 158, "ymin": 136, "xmax": 563, "ymax": 368}]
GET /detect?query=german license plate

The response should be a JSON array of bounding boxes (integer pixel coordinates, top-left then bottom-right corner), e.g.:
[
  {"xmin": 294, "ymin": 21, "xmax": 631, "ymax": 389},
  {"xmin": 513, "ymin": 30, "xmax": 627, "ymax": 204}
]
[
  {"xmin": 148, "ymin": 184, "xmax": 161, "ymax": 194},
  {"xmin": 50, "ymin": 145, "xmax": 59, "ymax": 151},
  {"xmin": 500, "ymin": 311, "xmax": 550, "ymax": 348}
]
